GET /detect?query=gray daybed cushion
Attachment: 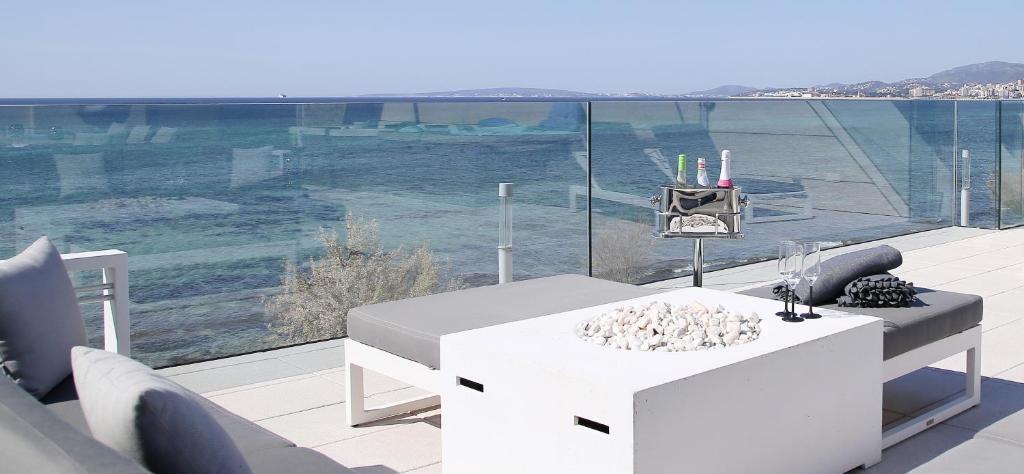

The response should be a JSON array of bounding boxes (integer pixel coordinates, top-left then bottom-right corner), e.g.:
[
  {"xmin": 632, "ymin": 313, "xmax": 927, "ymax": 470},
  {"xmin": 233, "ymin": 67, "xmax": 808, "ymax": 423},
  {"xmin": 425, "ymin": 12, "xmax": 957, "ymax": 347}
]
[
  {"xmin": 794, "ymin": 245, "xmax": 903, "ymax": 305},
  {"xmin": 0, "ymin": 236, "xmax": 89, "ymax": 398},
  {"xmin": 72, "ymin": 346, "xmax": 252, "ymax": 474},
  {"xmin": 741, "ymin": 285, "xmax": 982, "ymax": 359},
  {"xmin": 347, "ymin": 274, "xmax": 659, "ymax": 368}
]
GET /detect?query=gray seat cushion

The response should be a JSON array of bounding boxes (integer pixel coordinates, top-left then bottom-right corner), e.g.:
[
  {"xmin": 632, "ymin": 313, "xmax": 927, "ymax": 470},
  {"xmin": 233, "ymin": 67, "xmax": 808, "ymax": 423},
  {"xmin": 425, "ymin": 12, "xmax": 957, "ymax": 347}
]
[
  {"xmin": 0, "ymin": 374, "xmax": 146, "ymax": 473},
  {"xmin": 740, "ymin": 285, "xmax": 982, "ymax": 359},
  {"xmin": 347, "ymin": 274, "xmax": 659, "ymax": 368},
  {"xmin": 45, "ymin": 374, "xmax": 293, "ymax": 451},
  {"xmin": 0, "ymin": 236, "xmax": 89, "ymax": 398},
  {"xmin": 72, "ymin": 347, "xmax": 252, "ymax": 474},
  {"xmin": 46, "ymin": 364, "xmax": 355, "ymax": 473}
]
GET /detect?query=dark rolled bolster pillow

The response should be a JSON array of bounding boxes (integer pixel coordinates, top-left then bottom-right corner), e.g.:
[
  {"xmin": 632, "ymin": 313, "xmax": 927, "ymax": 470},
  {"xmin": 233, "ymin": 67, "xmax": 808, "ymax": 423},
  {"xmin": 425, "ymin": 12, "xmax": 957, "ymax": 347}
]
[{"xmin": 795, "ymin": 245, "xmax": 903, "ymax": 305}]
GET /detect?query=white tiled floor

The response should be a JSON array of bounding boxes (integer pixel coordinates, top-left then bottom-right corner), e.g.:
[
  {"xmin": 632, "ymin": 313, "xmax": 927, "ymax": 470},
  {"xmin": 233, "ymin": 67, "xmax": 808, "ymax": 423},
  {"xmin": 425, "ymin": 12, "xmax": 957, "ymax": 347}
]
[{"xmin": 159, "ymin": 226, "xmax": 1024, "ymax": 473}]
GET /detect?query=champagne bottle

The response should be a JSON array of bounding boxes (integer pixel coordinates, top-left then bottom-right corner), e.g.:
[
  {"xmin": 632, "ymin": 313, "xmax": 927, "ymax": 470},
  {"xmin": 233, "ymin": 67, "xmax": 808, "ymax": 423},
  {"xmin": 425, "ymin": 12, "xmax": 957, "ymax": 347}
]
[
  {"xmin": 717, "ymin": 150, "xmax": 733, "ymax": 188},
  {"xmin": 696, "ymin": 157, "xmax": 710, "ymax": 187},
  {"xmin": 676, "ymin": 154, "xmax": 687, "ymax": 187}
]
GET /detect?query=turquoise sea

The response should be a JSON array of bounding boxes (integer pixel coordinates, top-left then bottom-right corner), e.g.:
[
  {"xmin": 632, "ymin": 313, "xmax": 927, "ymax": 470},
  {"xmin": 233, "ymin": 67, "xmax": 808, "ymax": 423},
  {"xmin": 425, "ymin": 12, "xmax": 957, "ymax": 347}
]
[{"xmin": 0, "ymin": 98, "xmax": 1014, "ymax": 366}]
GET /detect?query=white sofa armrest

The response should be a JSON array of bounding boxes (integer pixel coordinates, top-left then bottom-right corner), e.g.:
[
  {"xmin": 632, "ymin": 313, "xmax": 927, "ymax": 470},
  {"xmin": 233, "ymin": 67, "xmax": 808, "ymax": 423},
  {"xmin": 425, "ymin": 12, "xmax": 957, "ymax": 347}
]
[{"xmin": 61, "ymin": 250, "xmax": 130, "ymax": 356}]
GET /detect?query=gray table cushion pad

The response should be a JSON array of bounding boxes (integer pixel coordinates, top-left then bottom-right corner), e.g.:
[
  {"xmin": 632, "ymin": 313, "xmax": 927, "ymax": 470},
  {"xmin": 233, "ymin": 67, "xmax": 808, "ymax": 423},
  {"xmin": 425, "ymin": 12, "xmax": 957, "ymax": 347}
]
[
  {"xmin": 740, "ymin": 285, "xmax": 982, "ymax": 360},
  {"xmin": 347, "ymin": 274, "xmax": 659, "ymax": 369}
]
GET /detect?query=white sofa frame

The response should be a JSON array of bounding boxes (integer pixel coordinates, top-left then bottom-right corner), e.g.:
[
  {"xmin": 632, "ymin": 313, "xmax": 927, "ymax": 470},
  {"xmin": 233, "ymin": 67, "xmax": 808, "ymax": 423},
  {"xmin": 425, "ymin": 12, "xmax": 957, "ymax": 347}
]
[
  {"xmin": 346, "ymin": 311, "xmax": 984, "ymax": 449},
  {"xmin": 61, "ymin": 249, "xmax": 131, "ymax": 356}
]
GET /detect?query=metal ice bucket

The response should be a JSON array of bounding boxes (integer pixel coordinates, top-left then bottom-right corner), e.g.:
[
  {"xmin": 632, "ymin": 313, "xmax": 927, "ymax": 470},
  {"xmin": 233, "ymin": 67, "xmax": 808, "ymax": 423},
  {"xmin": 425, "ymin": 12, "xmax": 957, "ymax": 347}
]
[{"xmin": 653, "ymin": 186, "xmax": 748, "ymax": 238}]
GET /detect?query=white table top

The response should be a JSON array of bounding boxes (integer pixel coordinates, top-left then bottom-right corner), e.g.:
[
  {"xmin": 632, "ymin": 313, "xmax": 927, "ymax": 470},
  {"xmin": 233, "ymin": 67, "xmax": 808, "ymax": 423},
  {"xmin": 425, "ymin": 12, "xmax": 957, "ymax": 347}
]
[{"xmin": 441, "ymin": 287, "xmax": 881, "ymax": 392}]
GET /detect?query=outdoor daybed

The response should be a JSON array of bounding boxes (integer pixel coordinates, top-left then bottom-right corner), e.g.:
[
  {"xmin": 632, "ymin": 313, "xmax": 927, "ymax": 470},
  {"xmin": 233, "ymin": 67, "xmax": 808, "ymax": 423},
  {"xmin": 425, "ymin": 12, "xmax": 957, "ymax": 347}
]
[{"xmin": 345, "ymin": 272, "xmax": 982, "ymax": 451}]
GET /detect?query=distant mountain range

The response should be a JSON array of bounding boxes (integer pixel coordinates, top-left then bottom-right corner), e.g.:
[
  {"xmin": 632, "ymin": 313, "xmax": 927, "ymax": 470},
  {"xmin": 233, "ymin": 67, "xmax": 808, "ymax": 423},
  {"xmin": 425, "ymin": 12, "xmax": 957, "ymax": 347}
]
[
  {"xmin": 364, "ymin": 87, "xmax": 597, "ymax": 98},
  {"xmin": 360, "ymin": 62, "xmax": 1024, "ymax": 99}
]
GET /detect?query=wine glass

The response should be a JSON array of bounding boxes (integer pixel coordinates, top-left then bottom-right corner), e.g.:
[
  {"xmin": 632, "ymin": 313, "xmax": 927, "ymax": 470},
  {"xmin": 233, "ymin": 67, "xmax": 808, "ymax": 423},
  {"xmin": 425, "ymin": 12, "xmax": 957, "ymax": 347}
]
[
  {"xmin": 776, "ymin": 241, "xmax": 798, "ymax": 318},
  {"xmin": 800, "ymin": 242, "xmax": 822, "ymax": 319},
  {"xmin": 781, "ymin": 243, "xmax": 804, "ymax": 322}
]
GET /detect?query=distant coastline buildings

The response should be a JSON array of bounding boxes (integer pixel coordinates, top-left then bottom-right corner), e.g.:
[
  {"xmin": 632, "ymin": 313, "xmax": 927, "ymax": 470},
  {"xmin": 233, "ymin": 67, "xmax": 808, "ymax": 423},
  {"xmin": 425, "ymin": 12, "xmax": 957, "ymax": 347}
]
[{"xmin": 740, "ymin": 79, "xmax": 1024, "ymax": 100}]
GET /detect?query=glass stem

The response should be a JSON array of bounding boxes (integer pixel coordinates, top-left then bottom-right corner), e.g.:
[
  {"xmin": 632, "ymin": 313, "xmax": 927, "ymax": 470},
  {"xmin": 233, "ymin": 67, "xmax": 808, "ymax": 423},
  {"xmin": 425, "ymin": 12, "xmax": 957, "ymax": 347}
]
[{"xmin": 809, "ymin": 285, "xmax": 814, "ymax": 314}]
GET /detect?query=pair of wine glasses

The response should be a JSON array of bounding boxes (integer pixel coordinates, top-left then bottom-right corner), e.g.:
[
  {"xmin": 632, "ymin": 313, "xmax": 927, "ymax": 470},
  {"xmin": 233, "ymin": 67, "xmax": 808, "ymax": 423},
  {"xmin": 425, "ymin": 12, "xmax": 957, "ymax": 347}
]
[{"xmin": 777, "ymin": 241, "xmax": 822, "ymax": 323}]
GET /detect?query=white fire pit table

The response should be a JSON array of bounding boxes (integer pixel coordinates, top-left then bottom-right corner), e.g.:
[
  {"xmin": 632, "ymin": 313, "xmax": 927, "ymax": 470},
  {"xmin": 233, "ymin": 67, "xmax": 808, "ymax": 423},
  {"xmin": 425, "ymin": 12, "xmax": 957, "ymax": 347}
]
[{"xmin": 440, "ymin": 287, "xmax": 883, "ymax": 474}]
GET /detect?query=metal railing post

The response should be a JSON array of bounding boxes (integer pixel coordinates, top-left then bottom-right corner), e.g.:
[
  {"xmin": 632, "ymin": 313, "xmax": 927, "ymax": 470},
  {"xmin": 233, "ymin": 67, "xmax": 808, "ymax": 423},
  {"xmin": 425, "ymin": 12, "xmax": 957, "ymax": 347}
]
[
  {"xmin": 960, "ymin": 149, "xmax": 971, "ymax": 227},
  {"xmin": 498, "ymin": 183, "xmax": 513, "ymax": 284}
]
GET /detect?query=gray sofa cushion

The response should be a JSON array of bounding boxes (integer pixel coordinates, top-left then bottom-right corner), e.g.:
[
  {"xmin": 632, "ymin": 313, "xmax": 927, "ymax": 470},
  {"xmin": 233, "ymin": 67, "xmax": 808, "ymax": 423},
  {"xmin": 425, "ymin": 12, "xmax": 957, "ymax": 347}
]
[
  {"xmin": 72, "ymin": 346, "xmax": 252, "ymax": 474},
  {"xmin": 794, "ymin": 245, "xmax": 903, "ymax": 305},
  {"xmin": 0, "ymin": 373, "xmax": 146, "ymax": 473},
  {"xmin": 740, "ymin": 285, "xmax": 982, "ymax": 359},
  {"xmin": 347, "ymin": 274, "xmax": 659, "ymax": 368},
  {"xmin": 45, "ymin": 374, "xmax": 293, "ymax": 451},
  {"xmin": 43, "ymin": 375, "xmax": 356, "ymax": 473},
  {"xmin": 0, "ymin": 236, "xmax": 89, "ymax": 398}
]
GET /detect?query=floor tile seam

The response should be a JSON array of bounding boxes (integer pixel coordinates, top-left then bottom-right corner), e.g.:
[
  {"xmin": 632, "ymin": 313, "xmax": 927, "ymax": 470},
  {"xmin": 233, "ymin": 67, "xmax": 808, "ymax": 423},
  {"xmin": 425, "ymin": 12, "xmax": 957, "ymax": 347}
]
[
  {"xmin": 308, "ymin": 423, "xmax": 406, "ymax": 448},
  {"xmin": 992, "ymin": 361, "xmax": 1024, "ymax": 379},
  {"xmin": 276, "ymin": 353, "xmax": 346, "ymax": 375},
  {"xmin": 926, "ymin": 264, "xmax": 1024, "ymax": 287},
  {"xmin": 401, "ymin": 462, "xmax": 443, "ymax": 473},
  {"xmin": 251, "ymin": 401, "xmax": 345, "ymax": 423},
  {"xmin": 980, "ymin": 316, "xmax": 1023, "ymax": 334},
  {"xmin": 202, "ymin": 371, "xmax": 327, "ymax": 398},
  {"xmin": 163, "ymin": 342, "xmax": 346, "ymax": 376},
  {"xmin": 255, "ymin": 401, "xmax": 347, "ymax": 423}
]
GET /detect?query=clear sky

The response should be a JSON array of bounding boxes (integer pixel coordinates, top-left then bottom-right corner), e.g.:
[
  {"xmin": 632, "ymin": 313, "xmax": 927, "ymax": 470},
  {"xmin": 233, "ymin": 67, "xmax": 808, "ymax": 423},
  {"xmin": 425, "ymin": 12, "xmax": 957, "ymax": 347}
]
[{"xmin": 3, "ymin": 0, "xmax": 1021, "ymax": 98}]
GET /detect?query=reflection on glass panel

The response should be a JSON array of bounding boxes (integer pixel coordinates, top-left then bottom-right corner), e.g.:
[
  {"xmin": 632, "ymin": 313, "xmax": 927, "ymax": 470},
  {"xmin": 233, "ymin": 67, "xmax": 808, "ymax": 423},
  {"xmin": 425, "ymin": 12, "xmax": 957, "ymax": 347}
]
[
  {"xmin": 955, "ymin": 101, "xmax": 999, "ymax": 228},
  {"xmin": 1001, "ymin": 101, "xmax": 1024, "ymax": 228},
  {"xmin": 589, "ymin": 100, "xmax": 954, "ymax": 284},
  {"xmin": 0, "ymin": 101, "xmax": 588, "ymax": 367}
]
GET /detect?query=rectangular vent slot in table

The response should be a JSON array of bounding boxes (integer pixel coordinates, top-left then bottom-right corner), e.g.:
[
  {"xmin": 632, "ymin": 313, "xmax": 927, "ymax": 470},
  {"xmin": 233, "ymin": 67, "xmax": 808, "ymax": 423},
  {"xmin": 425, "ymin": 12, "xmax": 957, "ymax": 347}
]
[
  {"xmin": 456, "ymin": 376, "xmax": 484, "ymax": 392},
  {"xmin": 574, "ymin": 416, "xmax": 610, "ymax": 434}
]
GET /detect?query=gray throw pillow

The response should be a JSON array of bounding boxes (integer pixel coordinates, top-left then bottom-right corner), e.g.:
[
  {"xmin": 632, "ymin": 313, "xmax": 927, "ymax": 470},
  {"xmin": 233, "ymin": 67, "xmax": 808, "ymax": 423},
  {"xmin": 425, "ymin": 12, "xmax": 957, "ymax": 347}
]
[
  {"xmin": 795, "ymin": 245, "xmax": 903, "ymax": 305},
  {"xmin": 71, "ymin": 346, "xmax": 252, "ymax": 474},
  {"xmin": 0, "ymin": 236, "xmax": 88, "ymax": 398}
]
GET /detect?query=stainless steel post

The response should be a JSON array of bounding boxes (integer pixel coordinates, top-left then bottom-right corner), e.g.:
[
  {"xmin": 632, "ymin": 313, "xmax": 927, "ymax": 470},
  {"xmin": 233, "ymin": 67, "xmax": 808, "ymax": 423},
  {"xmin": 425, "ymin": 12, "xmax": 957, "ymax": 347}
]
[
  {"xmin": 960, "ymin": 150, "xmax": 971, "ymax": 227},
  {"xmin": 498, "ymin": 182, "xmax": 513, "ymax": 284},
  {"xmin": 693, "ymin": 238, "xmax": 704, "ymax": 287}
]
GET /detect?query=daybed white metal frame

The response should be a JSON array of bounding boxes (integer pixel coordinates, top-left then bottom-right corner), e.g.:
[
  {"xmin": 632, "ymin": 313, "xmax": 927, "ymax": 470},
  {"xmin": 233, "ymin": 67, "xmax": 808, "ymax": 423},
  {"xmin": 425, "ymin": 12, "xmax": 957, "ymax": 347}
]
[{"xmin": 880, "ymin": 324, "xmax": 981, "ymax": 449}]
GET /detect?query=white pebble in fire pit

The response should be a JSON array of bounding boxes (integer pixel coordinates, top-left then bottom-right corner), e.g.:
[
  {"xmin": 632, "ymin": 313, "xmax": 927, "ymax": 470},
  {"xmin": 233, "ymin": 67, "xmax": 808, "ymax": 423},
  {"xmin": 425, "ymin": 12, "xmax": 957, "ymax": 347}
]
[{"xmin": 574, "ymin": 301, "xmax": 762, "ymax": 352}]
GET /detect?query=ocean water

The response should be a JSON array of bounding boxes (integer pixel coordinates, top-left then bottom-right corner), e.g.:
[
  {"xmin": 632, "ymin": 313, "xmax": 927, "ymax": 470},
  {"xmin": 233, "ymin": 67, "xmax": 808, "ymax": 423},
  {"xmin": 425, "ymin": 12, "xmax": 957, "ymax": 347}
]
[{"xmin": 0, "ymin": 99, "xmax": 1011, "ymax": 367}]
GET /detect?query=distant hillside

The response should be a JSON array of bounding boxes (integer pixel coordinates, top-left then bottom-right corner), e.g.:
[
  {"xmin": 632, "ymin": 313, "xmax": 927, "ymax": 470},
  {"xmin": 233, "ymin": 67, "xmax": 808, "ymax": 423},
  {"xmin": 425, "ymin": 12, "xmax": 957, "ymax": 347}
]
[
  {"xmin": 686, "ymin": 85, "xmax": 757, "ymax": 97},
  {"xmin": 364, "ymin": 87, "xmax": 596, "ymax": 98},
  {"xmin": 927, "ymin": 61, "xmax": 1024, "ymax": 85}
]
